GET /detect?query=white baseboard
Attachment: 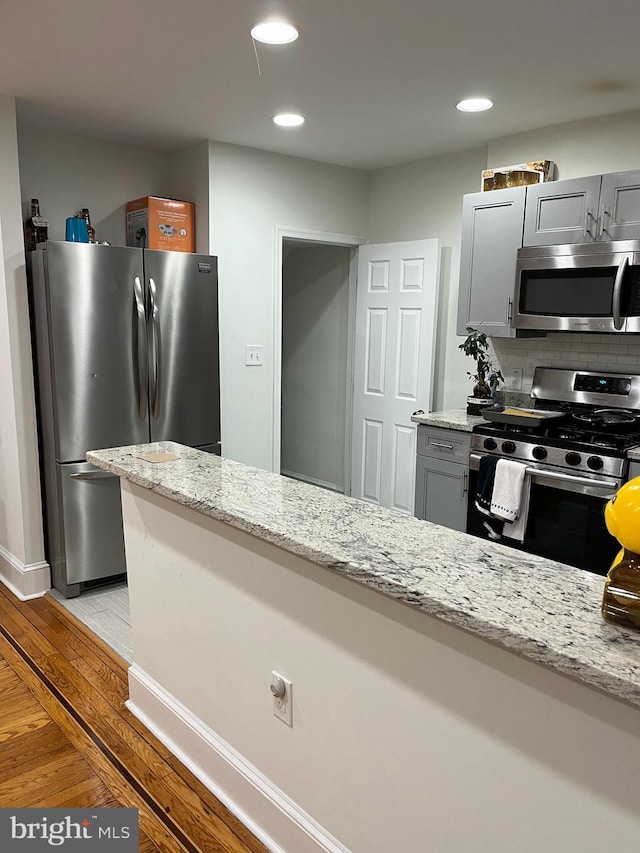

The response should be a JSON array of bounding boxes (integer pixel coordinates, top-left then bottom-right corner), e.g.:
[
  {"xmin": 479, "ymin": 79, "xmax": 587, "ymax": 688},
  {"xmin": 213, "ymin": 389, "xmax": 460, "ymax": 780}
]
[
  {"xmin": 280, "ymin": 470, "xmax": 343, "ymax": 494},
  {"xmin": 127, "ymin": 665, "xmax": 350, "ymax": 853},
  {"xmin": 0, "ymin": 543, "xmax": 50, "ymax": 600}
]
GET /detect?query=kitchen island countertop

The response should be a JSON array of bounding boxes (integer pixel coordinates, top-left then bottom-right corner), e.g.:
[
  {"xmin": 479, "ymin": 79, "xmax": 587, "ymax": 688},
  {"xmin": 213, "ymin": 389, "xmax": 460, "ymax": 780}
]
[{"xmin": 88, "ymin": 441, "xmax": 640, "ymax": 709}]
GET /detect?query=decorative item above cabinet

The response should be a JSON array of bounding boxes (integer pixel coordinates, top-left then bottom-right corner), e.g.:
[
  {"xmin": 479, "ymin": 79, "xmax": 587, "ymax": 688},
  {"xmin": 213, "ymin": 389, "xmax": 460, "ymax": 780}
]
[{"xmin": 523, "ymin": 169, "xmax": 640, "ymax": 247}]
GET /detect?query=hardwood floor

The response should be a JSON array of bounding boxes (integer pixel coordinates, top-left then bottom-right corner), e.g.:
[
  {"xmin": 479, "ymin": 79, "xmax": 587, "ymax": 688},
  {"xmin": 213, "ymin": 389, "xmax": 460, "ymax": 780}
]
[{"xmin": 0, "ymin": 585, "xmax": 269, "ymax": 853}]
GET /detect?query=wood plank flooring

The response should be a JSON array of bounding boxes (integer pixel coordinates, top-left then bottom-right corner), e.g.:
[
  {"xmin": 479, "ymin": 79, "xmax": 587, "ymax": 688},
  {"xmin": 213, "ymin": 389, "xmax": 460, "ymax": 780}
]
[{"xmin": 0, "ymin": 585, "xmax": 269, "ymax": 853}]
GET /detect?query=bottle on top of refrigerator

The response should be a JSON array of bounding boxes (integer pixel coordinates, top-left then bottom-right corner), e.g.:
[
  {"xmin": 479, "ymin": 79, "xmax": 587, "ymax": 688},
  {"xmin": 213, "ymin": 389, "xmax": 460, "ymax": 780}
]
[
  {"xmin": 24, "ymin": 198, "xmax": 49, "ymax": 251},
  {"xmin": 80, "ymin": 208, "xmax": 96, "ymax": 243}
]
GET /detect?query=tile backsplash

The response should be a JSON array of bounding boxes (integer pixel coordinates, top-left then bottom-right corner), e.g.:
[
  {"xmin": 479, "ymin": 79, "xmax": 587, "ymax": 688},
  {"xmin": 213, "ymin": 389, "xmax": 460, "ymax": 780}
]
[{"xmin": 491, "ymin": 333, "xmax": 640, "ymax": 393}]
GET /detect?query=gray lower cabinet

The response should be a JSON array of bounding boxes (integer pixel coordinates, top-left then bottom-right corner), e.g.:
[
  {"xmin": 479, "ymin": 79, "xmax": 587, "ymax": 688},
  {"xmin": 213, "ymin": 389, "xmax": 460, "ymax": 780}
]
[
  {"xmin": 523, "ymin": 170, "xmax": 640, "ymax": 246},
  {"xmin": 628, "ymin": 461, "xmax": 640, "ymax": 481},
  {"xmin": 457, "ymin": 186, "xmax": 525, "ymax": 338},
  {"xmin": 415, "ymin": 426, "xmax": 470, "ymax": 532}
]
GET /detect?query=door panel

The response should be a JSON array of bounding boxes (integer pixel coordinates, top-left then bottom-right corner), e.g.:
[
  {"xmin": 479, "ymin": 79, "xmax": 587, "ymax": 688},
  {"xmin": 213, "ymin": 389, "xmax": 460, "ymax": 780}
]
[
  {"xmin": 44, "ymin": 242, "xmax": 148, "ymax": 461},
  {"xmin": 415, "ymin": 456, "xmax": 468, "ymax": 532},
  {"xmin": 458, "ymin": 188, "xmax": 525, "ymax": 338},
  {"xmin": 144, "ymin": 250, "xmax": 220, "ymax": 447},
  {"xmin": 351, "ymin": 239, "xmax": 439, "ymax": 512},
  {"xmin": 523, "ymin": 176, "xmax": 601, "ymax": 246},
  {"xmin": 600, "ymin": 171, "xmax": 640, "ymax": 241},
  {"xmin": 59, "ymin": 461, "xmax": 127, "ymax": 587}
]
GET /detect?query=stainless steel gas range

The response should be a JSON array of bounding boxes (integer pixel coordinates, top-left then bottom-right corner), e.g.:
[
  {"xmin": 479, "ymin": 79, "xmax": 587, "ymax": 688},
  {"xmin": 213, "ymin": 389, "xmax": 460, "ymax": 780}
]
[{"xmin": 467, "ymin": 367, "xmax": 640, "ymax": 574}]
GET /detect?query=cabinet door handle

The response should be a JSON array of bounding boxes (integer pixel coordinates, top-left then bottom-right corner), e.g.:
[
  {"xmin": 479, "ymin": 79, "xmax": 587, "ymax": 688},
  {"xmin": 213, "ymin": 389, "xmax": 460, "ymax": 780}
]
[
  {"xmin": 462, "ymin": 469, "xmax": 469, "ymax": 497},
  {"xmin": 600, "ymin": 208, "xmax": 609, "ymax": 238},
  {"xmin": 431, "ymin": 441, "xmax": 454, "ymax": 450},
  {"xmin": 507, "ymin": 297, "xmax": 513, "ymax": 322},
  {"xmin": 584, "ymin": 209, "xmax": 595, "ymax": 239}
]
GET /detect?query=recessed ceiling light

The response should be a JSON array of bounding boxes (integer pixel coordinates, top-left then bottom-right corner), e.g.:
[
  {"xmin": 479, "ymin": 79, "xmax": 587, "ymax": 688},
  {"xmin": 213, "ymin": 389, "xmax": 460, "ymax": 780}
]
[
  {"xmin": 273, "ymin": 113, "xmax": 305, "ymax": 127},
  {"xmin": 456, "ymin": 97, "xmax": 494, "ymax": 112},
  {"xmin": 251, "ymin": 21, "xmax": 299, "ymax": 44}
]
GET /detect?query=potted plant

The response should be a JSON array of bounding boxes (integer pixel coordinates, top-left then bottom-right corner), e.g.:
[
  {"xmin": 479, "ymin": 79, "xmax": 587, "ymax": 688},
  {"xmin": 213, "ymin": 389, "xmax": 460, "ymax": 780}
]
[{"xmin": 458, "ymin": 327, "xmax": 504, "ymax": 414}]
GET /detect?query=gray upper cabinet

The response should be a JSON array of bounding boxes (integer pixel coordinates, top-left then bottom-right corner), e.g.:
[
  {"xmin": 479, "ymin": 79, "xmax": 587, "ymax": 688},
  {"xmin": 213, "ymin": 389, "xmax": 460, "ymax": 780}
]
[
  {"xmin": 523, "ymin": 175, "xmax": 602, "ymax": 246},
  {"xmin": 523, "ymin": 170, "xmax": 640, "ymax": 246},
  {"xmin": 457, "ymin": 186, "xmax": 525, "ymax": 338},
  {"xmin": 599, "ymin": 171, "xmax": 640, "ymax": 241}
]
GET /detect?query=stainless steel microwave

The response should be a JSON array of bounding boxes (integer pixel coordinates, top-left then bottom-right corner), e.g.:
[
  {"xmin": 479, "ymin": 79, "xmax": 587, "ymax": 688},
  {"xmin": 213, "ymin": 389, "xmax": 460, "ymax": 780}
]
[{"xmin": 513, "ymin": 240, "xmax": 640, "ymax": 333}]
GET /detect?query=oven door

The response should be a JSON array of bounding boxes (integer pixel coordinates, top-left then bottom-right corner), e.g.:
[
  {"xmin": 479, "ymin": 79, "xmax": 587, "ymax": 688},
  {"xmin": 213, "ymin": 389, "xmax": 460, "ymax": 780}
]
[
  {"xmin": 513, "ymin": 244, "xmax": 639, "ymax": 333},
  {"xmin": 466, "ymin": 457, "xmax": 620, "ymax": 575}
]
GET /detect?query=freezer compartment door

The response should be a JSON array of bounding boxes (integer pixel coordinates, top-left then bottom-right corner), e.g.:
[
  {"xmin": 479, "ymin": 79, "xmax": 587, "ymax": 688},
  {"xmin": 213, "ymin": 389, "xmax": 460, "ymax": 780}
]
[
  {"xmin": 59, "ymin": 461, "xmax": 127, "ymax": 590},
  {"xmin": 145, "ymin": 250, "xmax": 220, "ymax": 446},
  {"xmin": 42, "ymin": 242, "xmax": 149, "ymax": 461}
]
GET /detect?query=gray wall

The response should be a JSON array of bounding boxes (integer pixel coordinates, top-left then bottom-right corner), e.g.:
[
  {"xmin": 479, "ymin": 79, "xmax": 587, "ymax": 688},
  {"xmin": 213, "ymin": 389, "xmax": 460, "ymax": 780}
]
[
  {"xmin": 209, "ymin": 141, "xmax": 369, "ymax": 471},
  {"xmin": 0, "ymin": 93, "xmax": 44, "ymax": 570},
  {"xmin": 17, "ymin": 120, "xmax": 170, "ymax": 246},
  {"xmin": 168, "ymin": 140, "xmax": 212, "ymax": 254},
  {"xmin": 281, "ymin": 243, "xmax": 351, "ymax": 492},
  {"xmin": 369, "ymin": 146, "xmax": 487, "ymax": 410}
]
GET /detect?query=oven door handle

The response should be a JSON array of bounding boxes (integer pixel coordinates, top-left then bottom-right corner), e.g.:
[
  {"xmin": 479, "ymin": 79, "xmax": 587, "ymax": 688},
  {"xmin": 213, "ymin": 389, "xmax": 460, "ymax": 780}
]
[
  {"xmin": 469, "ymin": 453, "xmax": 619, "ymax": 490},
  {"xmin": 612, "ymin": 255, "xmax": 628, "ymax": 331}
]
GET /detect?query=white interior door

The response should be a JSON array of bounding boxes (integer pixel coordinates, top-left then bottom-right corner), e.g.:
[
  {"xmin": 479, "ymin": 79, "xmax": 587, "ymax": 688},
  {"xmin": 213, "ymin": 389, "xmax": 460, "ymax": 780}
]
[{"xmin": 351, "ymin": 239, "xmax": 439, "ymax": 513}]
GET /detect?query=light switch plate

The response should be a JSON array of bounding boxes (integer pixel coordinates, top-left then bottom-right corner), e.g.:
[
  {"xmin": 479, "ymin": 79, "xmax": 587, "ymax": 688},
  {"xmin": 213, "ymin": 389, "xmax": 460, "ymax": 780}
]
[{"xmin": 245, "ymin": 345, "xmax": 263, "ymax": 366}]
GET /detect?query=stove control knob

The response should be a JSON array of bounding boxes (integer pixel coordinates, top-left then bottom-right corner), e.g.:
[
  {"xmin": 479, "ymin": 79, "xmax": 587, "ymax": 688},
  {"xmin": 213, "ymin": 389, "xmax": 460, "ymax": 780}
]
[
  {"xmin": 483, "ymin": 438, "xmax": 497, "ymax": 451},
  {"xmin": 565, "ymin": 452, "xmax": 581, "ymax": 466},
  {"xmin": 532, "ymin": 446, "xmax": 547, "ymax": 460},
  {"xmin": 502, "ymin": 441, "xmax": 516, "ymax": 454},
  {"xmin": 587, "ymin": 455, "xmax": 604, "ymax": 471}
]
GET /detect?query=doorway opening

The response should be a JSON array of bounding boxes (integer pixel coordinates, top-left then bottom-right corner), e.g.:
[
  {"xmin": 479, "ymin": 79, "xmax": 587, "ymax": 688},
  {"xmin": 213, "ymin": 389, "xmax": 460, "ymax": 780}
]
[
  {"xmin": 281, "ymin": 240, "xmax": 352, "ymax": 493},
  {"xmin": 273, "ymin": 228, "xmax": 365, "ymax": 494}
]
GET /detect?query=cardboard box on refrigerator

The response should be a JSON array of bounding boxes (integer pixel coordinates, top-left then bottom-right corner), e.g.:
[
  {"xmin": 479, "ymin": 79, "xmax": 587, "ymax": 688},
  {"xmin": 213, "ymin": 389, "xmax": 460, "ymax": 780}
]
[{"xmin": 126, "ymin": 196, "xmax": 195, "ymax": 252}]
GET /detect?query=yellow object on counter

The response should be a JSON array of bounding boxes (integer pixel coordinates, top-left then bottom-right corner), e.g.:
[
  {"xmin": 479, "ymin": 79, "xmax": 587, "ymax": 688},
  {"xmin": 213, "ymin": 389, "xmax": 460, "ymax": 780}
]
[
  {"xmin": 501, "ymin": 408, "xmax": 540, "ymax": 418},
  {"xmin": 602, "ymin": 478, "xmax": 640, "ymax": 629}
]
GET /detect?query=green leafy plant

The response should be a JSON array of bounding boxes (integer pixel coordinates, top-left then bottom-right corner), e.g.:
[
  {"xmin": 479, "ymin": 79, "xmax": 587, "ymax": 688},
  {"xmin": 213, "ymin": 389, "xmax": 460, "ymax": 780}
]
[{"xmin": 458, "ymin": 327, "xmax": 504, "ymax": 398}]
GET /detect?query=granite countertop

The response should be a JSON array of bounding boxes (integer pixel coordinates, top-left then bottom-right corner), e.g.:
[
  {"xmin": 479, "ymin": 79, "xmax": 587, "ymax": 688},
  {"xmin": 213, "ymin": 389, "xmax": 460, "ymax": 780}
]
[
  {"xmin": 411, "ymin": 408, "xmax": 483, "ymax": 431},
  {"xmin": 411, "ymin": 393, "xmax": 534, "ymax": 432},
  {"xmin": 88, "ymin": 441, "xmax": 640, "ymax": 709}
]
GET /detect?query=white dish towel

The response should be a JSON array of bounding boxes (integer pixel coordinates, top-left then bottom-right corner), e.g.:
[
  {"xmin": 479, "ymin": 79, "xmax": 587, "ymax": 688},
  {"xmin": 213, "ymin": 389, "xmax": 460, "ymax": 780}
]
[
  {"xmin": 490, "ymin": 459, "xmax": 527, "ymax": 523},
  {"xmin": 503, "ymin": 471, "xmax": 532, "ymax": 543}
]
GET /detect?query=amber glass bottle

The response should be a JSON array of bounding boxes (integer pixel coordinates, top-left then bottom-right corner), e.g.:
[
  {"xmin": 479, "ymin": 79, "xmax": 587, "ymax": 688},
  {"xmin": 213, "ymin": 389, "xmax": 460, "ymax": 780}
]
[
  {"xmin": 24, "ymin": 198, "xmax": 48, "ymax": 251},
  {"xmin": 602, "ymin": 550, "xmax": 640, "ymax": 628}
]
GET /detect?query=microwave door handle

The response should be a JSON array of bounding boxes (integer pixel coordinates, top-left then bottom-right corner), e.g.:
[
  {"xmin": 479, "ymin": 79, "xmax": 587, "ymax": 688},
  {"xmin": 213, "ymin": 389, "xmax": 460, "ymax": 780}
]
[{"xmin": 612, "ymin": 256, "xmax": 628, "ymax": 331}]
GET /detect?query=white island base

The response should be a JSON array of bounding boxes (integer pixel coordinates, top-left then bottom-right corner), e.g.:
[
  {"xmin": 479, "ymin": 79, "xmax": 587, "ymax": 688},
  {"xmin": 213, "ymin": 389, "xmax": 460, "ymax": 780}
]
[{"xmin": 117, "ymin": 479, "xmax": 640, "ymax": 853}]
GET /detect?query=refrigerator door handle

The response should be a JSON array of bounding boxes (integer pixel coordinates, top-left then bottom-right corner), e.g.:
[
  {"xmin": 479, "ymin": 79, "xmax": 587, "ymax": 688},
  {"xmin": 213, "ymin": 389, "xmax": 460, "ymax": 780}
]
[
  {"xmin": 149, "ymin": 277, "xmax": 161, "ymax": 419},
  {"xmin": 69, "ymin": 470, "xmax": 115, "ymax": 480},
  {"xmin": 133, "ymin": 276, "xmax": 148, "ymax": 418}
]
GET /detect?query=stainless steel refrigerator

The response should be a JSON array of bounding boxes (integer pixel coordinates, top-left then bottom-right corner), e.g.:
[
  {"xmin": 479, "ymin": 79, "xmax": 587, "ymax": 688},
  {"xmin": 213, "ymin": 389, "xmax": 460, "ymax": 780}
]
[{"xmin": 29, "ymin": 241, "xmax": 220, "ymax": 597}]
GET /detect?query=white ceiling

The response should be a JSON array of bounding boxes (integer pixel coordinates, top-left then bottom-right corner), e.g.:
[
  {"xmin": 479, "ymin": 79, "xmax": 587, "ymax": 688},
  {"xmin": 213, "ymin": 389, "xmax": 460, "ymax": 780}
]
[{"xmin": 3, "ymin": 0, "xmax": 640, "ymax": 169}]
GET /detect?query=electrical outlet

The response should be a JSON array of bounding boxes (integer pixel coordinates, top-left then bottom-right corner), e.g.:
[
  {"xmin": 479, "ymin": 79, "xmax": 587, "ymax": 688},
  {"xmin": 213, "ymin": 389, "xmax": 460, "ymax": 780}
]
[
  {"xmin": 509, "ymin": 368, "xmax": 523, "ymax": 391},
  {"xmin": 245, "ymin": 345, "xmax": 263, "ymax": 366},
  {"xmin": 271, "ymin": 671, "xmax": 293, "ymax": 726}
]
